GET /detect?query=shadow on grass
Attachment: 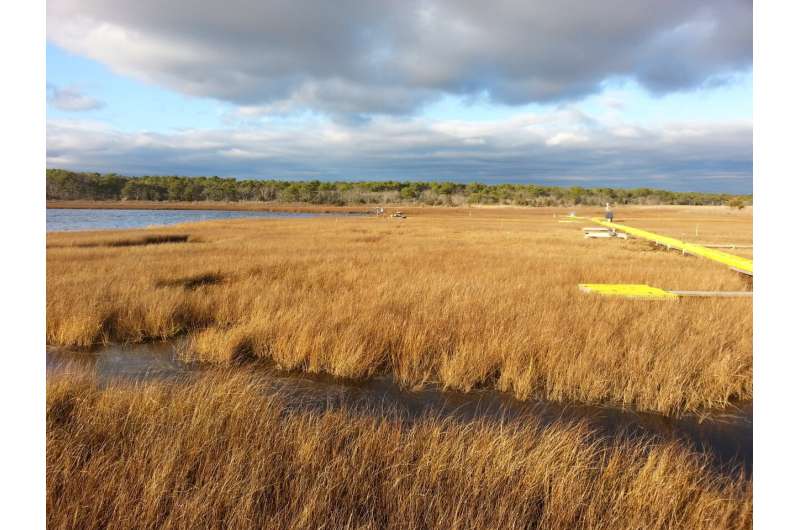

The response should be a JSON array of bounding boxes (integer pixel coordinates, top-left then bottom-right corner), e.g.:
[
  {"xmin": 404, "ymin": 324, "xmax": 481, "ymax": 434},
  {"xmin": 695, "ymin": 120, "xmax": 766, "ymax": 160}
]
[
  {"xmin": 155, "ymin": 272, "xmax": 224, "ymax": 290},
  {"xmin": 88, "ymin": 234, "xmax": 191, "ymax": 247}
]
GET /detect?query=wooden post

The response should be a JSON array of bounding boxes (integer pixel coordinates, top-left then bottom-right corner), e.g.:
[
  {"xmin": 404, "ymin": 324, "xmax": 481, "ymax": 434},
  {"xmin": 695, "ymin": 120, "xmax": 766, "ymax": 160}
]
[{"xmin": 669, "ymin": 291, "xmax": 753, "ymax": 298}]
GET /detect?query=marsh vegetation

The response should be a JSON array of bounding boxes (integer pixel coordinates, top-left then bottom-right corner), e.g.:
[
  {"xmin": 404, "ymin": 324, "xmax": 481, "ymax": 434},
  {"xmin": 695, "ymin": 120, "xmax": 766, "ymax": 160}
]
[
  {"xmin": 46, "ymin": 206, "xmax": 752, "ymax": 416},
  {"xmin": 47, "ymin": 367, "xmax": 752, "ymax": 530},
  {"xmin": 46, "ymin": 205, "xmax": 753, "ymax": 528}
]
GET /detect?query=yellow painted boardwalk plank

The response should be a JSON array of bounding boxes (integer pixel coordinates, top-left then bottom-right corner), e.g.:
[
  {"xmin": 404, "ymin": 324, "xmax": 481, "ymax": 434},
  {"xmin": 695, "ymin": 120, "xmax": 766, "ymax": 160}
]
[
  {"xmin": 578, "ymin": 284, "xmax": 751, "ymax": 299},
  {"xmin": 591, "ymin": 218, "xmax": 753, "ymax": 274},
  {"xmin": 578, "ymin": 283, "xmax": 678, "ymax": 300}
]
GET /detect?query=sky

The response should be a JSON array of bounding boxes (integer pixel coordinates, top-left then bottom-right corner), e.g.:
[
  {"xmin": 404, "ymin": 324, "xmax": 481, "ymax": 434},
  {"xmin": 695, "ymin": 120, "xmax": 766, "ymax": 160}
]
[{"xmin": 46, "ymin": 0, "xmax": 753, "ymax": 193}]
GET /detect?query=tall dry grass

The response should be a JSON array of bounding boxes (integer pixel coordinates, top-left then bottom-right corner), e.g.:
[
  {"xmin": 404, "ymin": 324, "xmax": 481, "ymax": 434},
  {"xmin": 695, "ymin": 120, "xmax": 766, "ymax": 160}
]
[
  {"xmin": 46, "ymin": 206, "xmax": 752, "ymax": 415},
  {"xmin": 47, "ymin": 368, "xmax": 752, "ymax": 530}
]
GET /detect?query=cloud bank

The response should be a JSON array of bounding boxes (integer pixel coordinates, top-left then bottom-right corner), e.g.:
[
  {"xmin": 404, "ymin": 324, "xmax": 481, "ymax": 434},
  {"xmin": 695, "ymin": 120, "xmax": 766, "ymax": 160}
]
[
  {"xmin": 47, "ymin": 0, "xmax": 752, "ymax": 118},
  {"xmin": 47, "ymin": 113, "xmax": 752, "ymax": 192}
]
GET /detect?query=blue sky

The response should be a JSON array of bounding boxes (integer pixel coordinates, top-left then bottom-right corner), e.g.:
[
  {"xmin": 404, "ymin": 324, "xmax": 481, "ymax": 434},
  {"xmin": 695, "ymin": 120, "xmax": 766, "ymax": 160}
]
[
  {"xmin": 47, "ymin": 44, "xmax": 225, "ymax": 132},
  {"xmin": 46, "ymin": 1, "xmax": 752, "ymax": 193}
]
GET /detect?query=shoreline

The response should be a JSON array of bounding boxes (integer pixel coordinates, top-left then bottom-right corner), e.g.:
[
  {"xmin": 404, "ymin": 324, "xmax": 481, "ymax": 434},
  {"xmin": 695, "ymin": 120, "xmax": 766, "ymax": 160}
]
[
  {"xmin": 46, "ymin": 199, "xmax": 377, "ymax": 214},
  {"xmin": 46, "ymin": 199, "xmax": 753, "ymax": 216}
]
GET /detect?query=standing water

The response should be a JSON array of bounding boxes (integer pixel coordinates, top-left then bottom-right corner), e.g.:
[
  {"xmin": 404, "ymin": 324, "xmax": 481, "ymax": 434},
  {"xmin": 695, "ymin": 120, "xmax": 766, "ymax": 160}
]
[
  {"xmin": 46, "ymin": 208, "xmax": 327, "ymax": 232},
  {"xmin": 47, "ymin": 342, "xmax": 752, "ymax": 476}
]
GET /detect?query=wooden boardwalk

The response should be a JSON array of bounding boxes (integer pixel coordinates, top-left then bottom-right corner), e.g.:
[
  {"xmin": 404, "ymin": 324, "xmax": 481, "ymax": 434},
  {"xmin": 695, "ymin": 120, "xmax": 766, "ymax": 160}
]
[{"xmin": 591, "ymin": 218, "xmax": 753, "ymax": 275}]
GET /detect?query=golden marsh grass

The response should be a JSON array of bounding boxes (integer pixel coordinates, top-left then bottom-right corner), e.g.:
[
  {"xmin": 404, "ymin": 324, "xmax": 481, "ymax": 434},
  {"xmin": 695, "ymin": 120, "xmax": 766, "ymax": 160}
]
[
  {"xmin": 46, "ymin": 206, "xmax": 752, "ymax": 415},
  {"xmin": 47, "ymin": 368, "xmax": 752, "ymax": 530}
]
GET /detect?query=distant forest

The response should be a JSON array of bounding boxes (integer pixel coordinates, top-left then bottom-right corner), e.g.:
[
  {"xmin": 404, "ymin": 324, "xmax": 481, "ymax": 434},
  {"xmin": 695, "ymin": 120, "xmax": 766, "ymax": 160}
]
[{"xmin": 46, "ymin": 169, "xmax": 752, "ymax": 207}]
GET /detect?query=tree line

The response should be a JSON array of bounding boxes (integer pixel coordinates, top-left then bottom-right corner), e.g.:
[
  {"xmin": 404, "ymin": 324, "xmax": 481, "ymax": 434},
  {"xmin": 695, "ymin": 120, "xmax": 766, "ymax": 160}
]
[{"xmin": 46, "ymin": 168, "xmax": 752, "ymax": 207}]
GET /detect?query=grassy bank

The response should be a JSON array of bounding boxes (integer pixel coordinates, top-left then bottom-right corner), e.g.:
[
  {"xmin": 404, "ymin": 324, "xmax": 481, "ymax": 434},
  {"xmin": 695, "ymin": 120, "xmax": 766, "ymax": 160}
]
[
  {"xmin": 46, "ymin": 206, "xmax": 752, "ymax": 415},
  {"xmin": 47, "ymin": 369, "xmax": 752, "ymax": 530}
]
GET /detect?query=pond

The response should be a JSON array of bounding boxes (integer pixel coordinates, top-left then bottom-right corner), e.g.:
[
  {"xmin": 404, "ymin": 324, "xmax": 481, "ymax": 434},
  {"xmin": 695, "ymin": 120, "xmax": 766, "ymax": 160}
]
[
  {"xmin": 46, "ymin": 208, "xmax": 329, "ymax": 232},
  {"xmin": 47, "ymin": 342, "xmax": 752, "ymax": 476}
]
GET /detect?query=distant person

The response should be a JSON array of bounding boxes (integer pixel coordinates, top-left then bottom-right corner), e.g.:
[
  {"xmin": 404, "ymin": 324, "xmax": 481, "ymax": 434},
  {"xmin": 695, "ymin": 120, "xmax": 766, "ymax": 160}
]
[{"xmin": 605, "ymin": 203, "xmax": 614, "ymax": 223}]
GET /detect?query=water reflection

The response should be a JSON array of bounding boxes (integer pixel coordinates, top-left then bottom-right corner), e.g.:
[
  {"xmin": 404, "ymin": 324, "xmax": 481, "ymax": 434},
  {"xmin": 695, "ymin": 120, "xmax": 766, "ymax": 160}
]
[{"xmin": 46, "ymin": 208, "xmax": 336, "ymax": 232}]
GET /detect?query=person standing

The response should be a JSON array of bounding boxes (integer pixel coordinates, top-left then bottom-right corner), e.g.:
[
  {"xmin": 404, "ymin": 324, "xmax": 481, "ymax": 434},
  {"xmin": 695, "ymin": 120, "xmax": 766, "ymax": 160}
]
[{"xmin": 605, "ymin": 202, "xmax": 614, "ymax": 222}]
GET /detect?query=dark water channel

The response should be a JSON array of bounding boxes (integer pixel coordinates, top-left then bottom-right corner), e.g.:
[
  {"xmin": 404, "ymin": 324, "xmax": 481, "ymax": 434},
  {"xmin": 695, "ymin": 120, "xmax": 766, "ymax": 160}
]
[{"xmin": 47, "ymin": 342, "xmax": 752, "ymax": 476}]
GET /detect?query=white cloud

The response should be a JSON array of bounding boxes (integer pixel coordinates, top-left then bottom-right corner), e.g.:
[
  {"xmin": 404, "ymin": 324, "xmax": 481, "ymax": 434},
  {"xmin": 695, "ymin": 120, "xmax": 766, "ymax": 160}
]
[
  {"xmin": 546, "ymin": 132, "xmax": 588, "ymax": 146},
  {"xmin": 47, "ymin": 84, "xmax": 105, "ymax": 111}
]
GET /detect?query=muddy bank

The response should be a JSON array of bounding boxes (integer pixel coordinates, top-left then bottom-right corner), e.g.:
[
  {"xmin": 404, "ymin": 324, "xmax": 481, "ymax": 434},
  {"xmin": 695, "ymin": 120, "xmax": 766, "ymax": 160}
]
[{"xmin": 47, "ymin": 342, "xmax": 752, "ymax": 476}]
